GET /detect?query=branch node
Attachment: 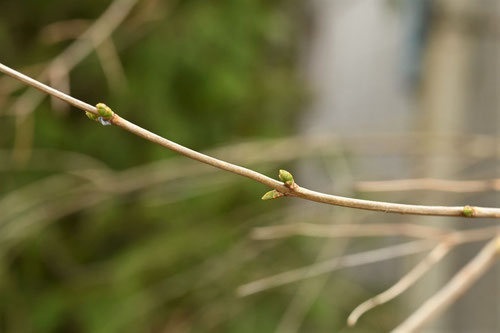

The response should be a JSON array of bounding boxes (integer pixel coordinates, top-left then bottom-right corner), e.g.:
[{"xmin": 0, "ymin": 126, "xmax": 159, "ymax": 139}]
[
  {"xmin": 96, "ymin": 102, "xmax": 114, "ymax": 118},
  {"xmin": 87, "ymin": 103, "xmax": 114, "ymax": 126},
  {"xmin": 462, "ymin": 206, "xmax": 474, "ymax": 217}
]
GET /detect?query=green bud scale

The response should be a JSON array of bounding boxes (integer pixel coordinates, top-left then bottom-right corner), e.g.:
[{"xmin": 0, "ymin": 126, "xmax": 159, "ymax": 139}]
[
  {"xmin": 85, "ymin": 111, "xmax": 99, "ymax": 121},
  {"xmin": 96, "ymin": 103, "xmax": 113, "ymax": 118},
  {"xmin": 278, "ymin": 169, "xmax": 294, "ymax": 187},
  {"xmin": 261, "ymin": 190, "xmax": 284, "ymax": 200}
]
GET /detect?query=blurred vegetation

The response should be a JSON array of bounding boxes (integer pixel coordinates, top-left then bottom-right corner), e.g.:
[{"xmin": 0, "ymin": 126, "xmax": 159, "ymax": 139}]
[
  {"xmin": 0, "ymin": 1, "xmax": 399, "ymax": 332},
  {"xmin": 0, "ymin": 0, "xmax": 311, "ymax": 332}
]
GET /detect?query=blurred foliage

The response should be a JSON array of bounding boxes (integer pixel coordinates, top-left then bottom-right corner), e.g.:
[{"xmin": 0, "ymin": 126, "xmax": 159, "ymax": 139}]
[{"xmin": 0, "ymin": 1, "xmax": 395, "ymax": 332}]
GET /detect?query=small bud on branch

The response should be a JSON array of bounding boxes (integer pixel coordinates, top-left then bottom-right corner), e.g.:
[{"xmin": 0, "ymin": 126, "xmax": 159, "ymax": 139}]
[
  {"xmin": 278, "ymin": 169, "xmax": 298, "ymax": 190},
  {"xmin": 261, "ymin": 190, "xmax": 284, "ymax": 200}
]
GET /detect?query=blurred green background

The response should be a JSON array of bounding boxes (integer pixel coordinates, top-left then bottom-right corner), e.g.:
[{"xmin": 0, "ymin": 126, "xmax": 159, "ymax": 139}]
[
  {"xmin": 0, "ymin": 1, "xmax": 323, "ymax": 332},
  {"xmin": 1, "ymin": 0, "xmax": 499, "ymax": 332}
]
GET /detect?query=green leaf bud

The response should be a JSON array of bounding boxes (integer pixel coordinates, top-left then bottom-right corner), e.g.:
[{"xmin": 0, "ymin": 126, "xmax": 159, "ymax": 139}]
[
  {"xmin": 96, "ymin": 103, "xmax": 113, "ymax": 118},
  {"xmin": 463, "ymin": 206, "xmax": 474, "ymax": 217},
  {"xmin": 261, "ymin": 190, "xmax": 284, "ymax": 200},
  {"xmin": 85, "ymin": 111, "xmax": 98, "ymax": 121},
  {"xmin": 278, "ymin": 169, "xmax": 294, "ymax": 186}
]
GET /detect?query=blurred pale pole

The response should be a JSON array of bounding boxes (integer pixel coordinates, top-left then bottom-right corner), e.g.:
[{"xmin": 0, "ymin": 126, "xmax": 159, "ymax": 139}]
[
  {"xmin": 410, "ymin": 0, "xmax": 491, "ymax": 331},
  {"xmin": 297, "ymin": 0, "xmax": 413, "ymax": 330},
  {"xmin": 301, "ymin": 0, "xmax": 498, "ymax": 331},
  {"xmin": 300, "ymin": 0, "xmax": 413, "ymax": 187},
  {"xmin": 419, "ymin": 0, "xmax": 472, "ymax": 170}
]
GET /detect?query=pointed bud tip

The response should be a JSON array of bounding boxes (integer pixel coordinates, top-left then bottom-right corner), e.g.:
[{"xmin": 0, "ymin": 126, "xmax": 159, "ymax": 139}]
[
  {"xmin": 261, "ymin": 190, "xmax": 284, "ymax": 200},
  {"xmin": 278, "ymin": 169, "xmax": 294, "ymax": 182},
  {"xmin": 85, "ymin": 111, "xmax": 98, "ymax": 121}
]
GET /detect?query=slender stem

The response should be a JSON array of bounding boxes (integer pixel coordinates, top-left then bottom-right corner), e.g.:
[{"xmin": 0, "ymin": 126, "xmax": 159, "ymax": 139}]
[
  {"xmin": 111, "ymin": 115, "xmax": 286, "ymax": 189},
  {"xmin": 237, "ymin": 240, "xmax": 437, "ymax": 297},
  {"xmin": 1, "ymin": 62, "xmax": 500, "ymax": 218},
  {"xmin": 347, "ymin": 242, "xmax": 452, "ymax": 326},
  {"xmin": 7, "ymin": 0, "xmax": 138, "ymax": 117},
  {"xmin": 356, "ymin": 178, "xmax": 500, "ymax": 193},
  {"xmin": 237, "ymin": 226, "xmax": 499, "ymax": 297},
  {"xmin": 251, "ymin": 223, "xmax": 451, "ymax": 241},
  {"xmin": 1, "ymin": 63, "xmax": 96, "ymax": 114},
  {"xmin": 392, "ymin": 235, "xmax": 500, "ymax": 333}
]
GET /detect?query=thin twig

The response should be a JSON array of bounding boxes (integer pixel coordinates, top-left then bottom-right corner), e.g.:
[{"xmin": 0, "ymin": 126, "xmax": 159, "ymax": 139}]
[
  {"xmin": 356, "ymin": 178, "xmax": 500, "ymax": 193},
  {"xmin": 5, "ymin": 0, "xmax": 138, "ymax": 165},
  {"xmin": 275, "ymin": 151, "xmax": 356, "ymax": 333},
  {"xmin": 392, "ymin": 235, "xmax": 500, "ymax": 333},
  {"xmin": 94, "ymin": 38, "xmax": 127, "ymax": 91},
  {"xmin": 39, "ymin": 19, "xmax": 91, "ymax": 44},
  {"xmin": 8, "ymin": 0, "xmax": 137, "ymax": 117},
  {"xmin": 1, "ymin": 62, "xmax": 500, "ymax": 218},
  {"xmin": 48, "ymin": 62, "xmax": 71, "ymax": 112},
  {"xmin": 251, "ymin": 223, "xmax": 451, "ymax": 241},
  {"xmin": 237, "ymin": 240, "xmax": 436, "ymax": 297},
  {"xmin": 237, "ymin": 227, "xmax": 499, "ymax": 297},
  {"xmin": 347, "ymin": 242, "xmax": 452, "ymax": 326}
]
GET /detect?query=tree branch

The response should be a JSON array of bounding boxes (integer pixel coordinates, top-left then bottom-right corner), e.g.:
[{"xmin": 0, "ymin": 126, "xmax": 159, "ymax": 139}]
[
  {"xmin": 356, "ymin": 178, "xmax": 500, "ymax": 193},
  {"xmin": 347, "ymin": 242, "xmax": 452, "ymax": 326},
  {"xmin": 238, "ymin": 226, "xmax": 499, "ymax": 297},
  {"xmin": 392, "ymin": 235, "xmax": 500, "ymax": 333},
  {"xmin": 237, "ymin": 240, "xmax": 436, "ymax": 297},
  {"xmin": 5, "ymin": 0, "xmax": 138, "ymax": 119},
  {"xmin": 251, "ymin": 223, "xmax": 451, "ymax": 241},
  {"xmin": 1, "ymin": 62, "xmax": 500, "ymax": 218}
]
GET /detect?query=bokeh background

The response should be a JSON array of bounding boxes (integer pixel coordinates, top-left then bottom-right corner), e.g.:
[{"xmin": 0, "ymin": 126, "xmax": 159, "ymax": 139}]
[{"xmin": 0, "ymin": 0, "xmax": 499, "ymax": 332}]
